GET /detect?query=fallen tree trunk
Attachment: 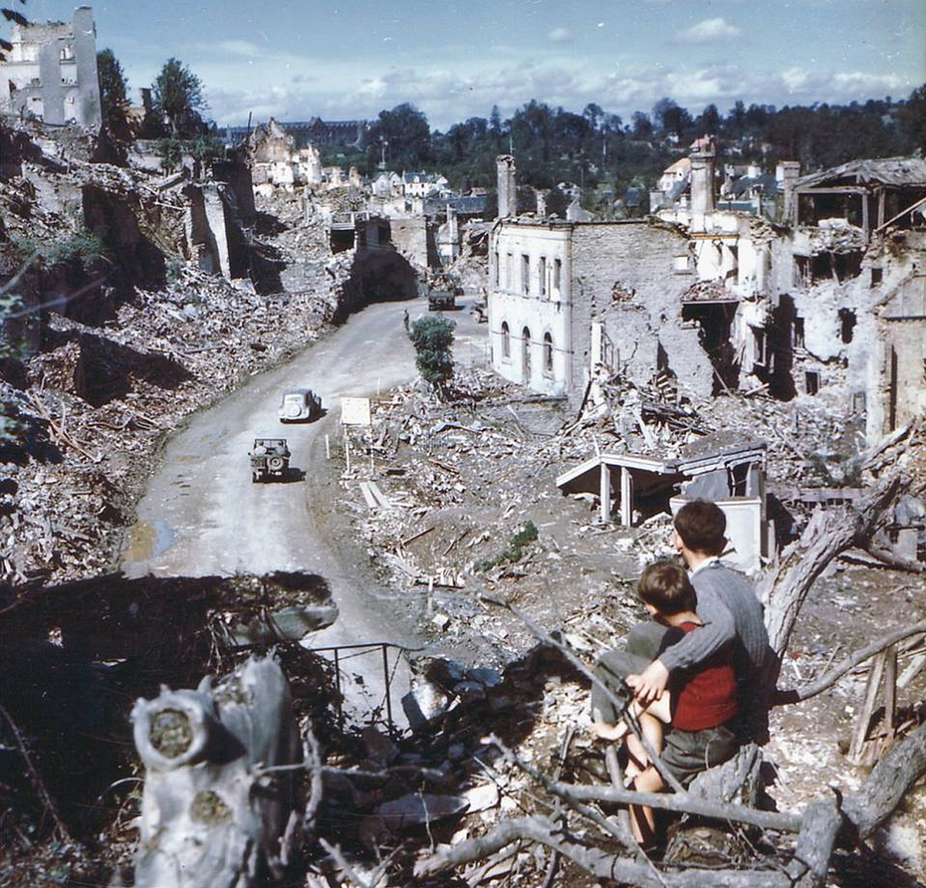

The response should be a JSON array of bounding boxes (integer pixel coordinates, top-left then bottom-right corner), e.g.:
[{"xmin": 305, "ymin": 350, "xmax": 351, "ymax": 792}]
[
  {"xmin": 416, "ymin": 711, "xmax": 926, "ymax": 888},
  {"xmin": 758, "ymin": 472, "xmax": 904, "ymax": 657}
]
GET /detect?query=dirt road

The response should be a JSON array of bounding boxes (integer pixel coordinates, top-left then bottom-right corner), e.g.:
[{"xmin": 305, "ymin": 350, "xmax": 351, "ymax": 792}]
[{"xmin": 121, "ymin": 296, "xmax": 483, "ymax": 724}]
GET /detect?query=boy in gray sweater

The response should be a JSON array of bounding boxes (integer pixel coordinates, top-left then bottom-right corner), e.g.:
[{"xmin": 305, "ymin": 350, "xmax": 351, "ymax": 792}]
[{"xmin": 593, "ymin": 500, "xmax": 771, "ymax": 742}]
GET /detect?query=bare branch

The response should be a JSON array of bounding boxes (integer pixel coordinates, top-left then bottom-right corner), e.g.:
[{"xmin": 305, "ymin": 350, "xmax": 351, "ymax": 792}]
[
  {"xmin": 777, "ymin": 620, "xmax": 926, "ymax": 705},
  {"xmin": 550, "ymin": 781, "xmax": 802, "ymax": 833}
]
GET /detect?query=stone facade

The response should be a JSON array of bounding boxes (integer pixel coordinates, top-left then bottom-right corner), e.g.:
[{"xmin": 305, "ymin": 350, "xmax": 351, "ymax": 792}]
[
  {"xmin": 1, "ymin": 6, "xmax": 102, "ymax": 129},
  {"xmin": 487, "ymin": 219, "xmax": 710, "ymax": 401}
]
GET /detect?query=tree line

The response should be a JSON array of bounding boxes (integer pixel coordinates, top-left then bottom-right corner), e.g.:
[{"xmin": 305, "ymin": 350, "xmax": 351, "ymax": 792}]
[
  {"xmin": 93, "ymin": 43, "xmax": 925, "ymax": 198},
  {"xmin": 351, "ymin": 88, "xmax": 925, "ymax": 202}
]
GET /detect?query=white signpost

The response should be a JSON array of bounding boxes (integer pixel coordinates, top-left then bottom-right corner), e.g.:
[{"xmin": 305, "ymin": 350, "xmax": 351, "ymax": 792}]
[{"xmin": 341, "ymin": 397, "xmax": 372, "ymax": 426}]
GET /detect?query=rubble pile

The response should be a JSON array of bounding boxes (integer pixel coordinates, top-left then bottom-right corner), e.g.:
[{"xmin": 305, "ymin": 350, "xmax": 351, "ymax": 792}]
[
  {"xmin": 0, "ymin": 260, "xmax": 339, "ymax": 584},
  {"xmin": 0, "ymin": 119, "xmax": 364, "ymax": 587}
]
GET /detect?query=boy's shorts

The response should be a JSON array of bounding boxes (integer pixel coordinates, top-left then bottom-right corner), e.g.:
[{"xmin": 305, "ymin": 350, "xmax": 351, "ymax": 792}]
[{"xmin": 661, "ymin": 720, "xmax": 739, "ymax": 787}]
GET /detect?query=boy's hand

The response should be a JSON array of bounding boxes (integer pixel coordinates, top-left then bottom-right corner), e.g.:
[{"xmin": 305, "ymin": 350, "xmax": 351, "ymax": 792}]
[{"xmin": 628, "ymin": 659, "xmax": 669, "ymax": 705}]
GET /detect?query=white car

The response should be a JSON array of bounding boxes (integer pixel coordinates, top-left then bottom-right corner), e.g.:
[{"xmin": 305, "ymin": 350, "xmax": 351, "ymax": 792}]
[{"xmin": 278, "ymin": 388, "xmax": 322, "ymax": 422}]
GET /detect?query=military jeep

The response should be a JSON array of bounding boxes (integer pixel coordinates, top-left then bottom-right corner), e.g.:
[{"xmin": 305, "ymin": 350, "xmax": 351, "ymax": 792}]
[{"xmin": 250, "ymin": 437, "xmax": 290, "ymax": 482}]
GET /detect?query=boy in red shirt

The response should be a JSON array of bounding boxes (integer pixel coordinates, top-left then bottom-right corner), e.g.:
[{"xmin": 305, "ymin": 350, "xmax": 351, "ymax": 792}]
[{"xmin": 591, "ymin": 560, "xmax": 739, "ymax": 846}]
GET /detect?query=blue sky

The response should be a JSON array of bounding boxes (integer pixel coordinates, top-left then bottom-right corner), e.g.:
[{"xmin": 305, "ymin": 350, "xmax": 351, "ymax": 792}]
[{"xmin": 15, "ymin": 1, "xmax": 926, "ymax": 129}]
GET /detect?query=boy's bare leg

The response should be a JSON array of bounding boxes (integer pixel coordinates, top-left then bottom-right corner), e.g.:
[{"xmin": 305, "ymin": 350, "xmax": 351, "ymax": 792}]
[{"xmin": 630, "ymin": 765, "xmax": 665, "ymax": 846}]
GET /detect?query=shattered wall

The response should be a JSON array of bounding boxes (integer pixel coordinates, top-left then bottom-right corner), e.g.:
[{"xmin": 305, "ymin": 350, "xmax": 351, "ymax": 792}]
[
  {"xmin": 571, "ymin": 221, "xmax": 713, "ymax": 400},
  {"xmin": 388, "ymin": 217, "xmax": 433, "ymax": 270},
  {"xmin": 0, "ymin": 8, "xmax": 102, "ymax": 129}
]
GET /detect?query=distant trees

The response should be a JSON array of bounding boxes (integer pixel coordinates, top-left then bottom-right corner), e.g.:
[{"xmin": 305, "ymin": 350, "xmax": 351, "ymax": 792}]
[
  {"xmin": 97, "ymin": 49, "xmax": 130, "ymax": 138},
  {"xmin": 152, "ymin": 58, "xmax": 207, "ymax": 136},
  {"xmin": 367, "ymin": 103, "xmax": 432, "ymax": 171}
]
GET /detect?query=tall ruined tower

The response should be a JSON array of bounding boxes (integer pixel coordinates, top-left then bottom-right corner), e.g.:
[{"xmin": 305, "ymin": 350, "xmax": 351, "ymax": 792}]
[{"xmin": 496, "ymin": 154, "xmax": 517, "ymax": 218}]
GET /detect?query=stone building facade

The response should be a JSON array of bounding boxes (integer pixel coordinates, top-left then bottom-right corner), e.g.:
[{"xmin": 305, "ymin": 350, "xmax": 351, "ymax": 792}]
[
  {"xmin": 487, "ymin": 219, "xmax": 705, "ymax": 400},
  {"xmin": 0, "ymin": 6, "xmax": 102, "ymax": 129}
]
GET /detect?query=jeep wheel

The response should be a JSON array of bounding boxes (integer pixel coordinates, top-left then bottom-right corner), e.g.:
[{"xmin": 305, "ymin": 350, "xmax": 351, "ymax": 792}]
[{"xmin": 251, "ymin": 471, "xmax": 259, "ymax": 483}]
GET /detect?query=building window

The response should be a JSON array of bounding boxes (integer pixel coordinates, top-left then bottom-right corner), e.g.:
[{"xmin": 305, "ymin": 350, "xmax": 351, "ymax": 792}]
[
  {"xmin": 543, "ymin": 332, "xmax": 554, "ymax": 375},
  {"xmin": 539, "ymin": 257, "xmax": 547, "ymax": 297},
  {"xmin": 60, "ymin": 44, "xmax": 75, "ymax": 62},
  {"xmin": 871, "ymin": 267, "xmax": 883, "ymax": 287},
  {"xmin": 553, "ymin": 258, "xmax": 562, "ymax": 292},
  {"xmin": 522, "ymin": 327, "xmax": 532, "ymax": 381},
  {"xmin": 506, "ymin": 253, "xmax": 513, "ymax": 291},
  {"xmin": 838, "ymin": 308, "xmax": 856, "ymax": 344},
  {"xmin": 494, "ymin": 252, "xmax": 500, "ymax": 287},
  {"xmin": 793, "ymin": 317, "xmax": 805, "ymax": 349},
  {"xmin": 805, "ymin": 370, "xmax": 820, "ymax": 395},
  {"xmin": 501, "ymin": 321, "xmax": 510, "ymax": 358},
  {"xmin": 522, "ymin": 254, "xmax": 530, "ymax": 295}
]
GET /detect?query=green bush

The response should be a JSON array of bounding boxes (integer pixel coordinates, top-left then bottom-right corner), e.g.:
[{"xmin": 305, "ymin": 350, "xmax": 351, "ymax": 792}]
[
  {"xmin": 11, "ymin": 231, "xmax": 104, "ymax": 271},
  {"xmin": 476, "ymin": 521, "xmax": 539, "ymax": 573},
  {"xmin": 409, "ymin": 315, "xmax": 455, "ymax": 390}
]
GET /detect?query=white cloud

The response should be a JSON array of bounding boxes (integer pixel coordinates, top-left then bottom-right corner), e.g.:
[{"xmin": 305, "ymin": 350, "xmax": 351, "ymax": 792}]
[
  {"xmin": 673, "ymin": 17, "xmax": 742, "ymax": 45},
  {"xmin": 548, "ymin": 27, "xmax": 573, "ymax": 43}
]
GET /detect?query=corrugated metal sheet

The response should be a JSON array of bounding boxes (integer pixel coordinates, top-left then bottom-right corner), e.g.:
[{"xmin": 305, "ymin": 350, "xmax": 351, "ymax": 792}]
[{"xmin": 795, "ymin": 156, "xmax": 926, "ymax": 189}]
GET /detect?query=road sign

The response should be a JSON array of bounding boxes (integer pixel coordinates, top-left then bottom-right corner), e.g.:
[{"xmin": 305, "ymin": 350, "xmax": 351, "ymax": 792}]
[{"xmin": 341, "ymin": 397, "xmax": 372, "ymax": 426}]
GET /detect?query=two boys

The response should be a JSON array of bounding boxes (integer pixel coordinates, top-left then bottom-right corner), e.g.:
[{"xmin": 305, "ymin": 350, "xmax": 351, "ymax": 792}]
[{"xmin": 591, "ymin": 500, "xmax": 770, "ymax": 847}]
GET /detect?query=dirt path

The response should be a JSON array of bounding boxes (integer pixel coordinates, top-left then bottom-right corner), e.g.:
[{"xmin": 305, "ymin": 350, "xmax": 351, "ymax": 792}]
[{"xmin": 120, "ymin": 296, "xmax": 444, "ymax": 724}]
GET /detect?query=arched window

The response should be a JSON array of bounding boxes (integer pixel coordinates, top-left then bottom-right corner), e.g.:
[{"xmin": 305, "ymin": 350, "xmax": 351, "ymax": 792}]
[
  {"xmin": 501, "ymin": 321, "xmax": 510, "ymax": 358},
  {"xmin": 543, "ymin": 332, "xmax": 554, "ymax": 374},
  {"xmin": 522, "ymin": 327, "xmax": 532, "ymax": 381}
]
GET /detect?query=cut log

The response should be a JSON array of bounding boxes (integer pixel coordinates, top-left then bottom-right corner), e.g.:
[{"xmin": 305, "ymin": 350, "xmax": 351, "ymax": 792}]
[{"xmin": 132, "ymin": 655, "xmax": 304, "ymax": 888}]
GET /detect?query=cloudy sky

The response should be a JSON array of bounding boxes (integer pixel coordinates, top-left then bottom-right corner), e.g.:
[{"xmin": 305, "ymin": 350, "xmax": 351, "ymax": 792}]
[{"xmin": 16, "ymin": 0, "xmax": 926, "ymax": 129}]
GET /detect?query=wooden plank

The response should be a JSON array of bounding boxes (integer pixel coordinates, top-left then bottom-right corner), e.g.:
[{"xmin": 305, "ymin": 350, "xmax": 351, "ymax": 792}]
[
  {"xmin": 883, "ymin": 645, "xmax": 897, "ymax": 742},
  {"xmin": 848, "ymin": 651, "xmax": 886, "ymax": 763}
]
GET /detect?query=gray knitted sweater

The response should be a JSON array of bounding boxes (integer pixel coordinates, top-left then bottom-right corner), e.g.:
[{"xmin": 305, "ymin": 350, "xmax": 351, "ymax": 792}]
[{"xmin": 658, "ymin": 560, "xmax": 769, "ymax": 679}]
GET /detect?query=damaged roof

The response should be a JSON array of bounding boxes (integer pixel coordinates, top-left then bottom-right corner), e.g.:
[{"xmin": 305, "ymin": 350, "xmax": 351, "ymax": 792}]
[{"xmin": 795, "ymin": 156, "xmax": 926, "ymax": 190}]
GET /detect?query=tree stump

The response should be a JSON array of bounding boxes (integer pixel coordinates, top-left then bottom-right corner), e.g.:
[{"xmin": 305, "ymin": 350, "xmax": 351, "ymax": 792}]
[
  {"xmin": 664, "ymin": 744, "xmax": 763, "ymax": 866},
  {"xmin": 132, "ymin": 655, "xmax": 303, "ymax": 888}
]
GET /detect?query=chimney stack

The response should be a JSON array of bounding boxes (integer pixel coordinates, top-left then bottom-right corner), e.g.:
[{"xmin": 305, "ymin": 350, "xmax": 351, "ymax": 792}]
[
  {"xmin": 776, "ymin": 161, "xmax": 801, "ymax": 226},
  {"xmin": 689, "ymin": 148, "xmax": 715, "ymax": 215},
  {"xmin": 496, "ymin": 154, "xmax": 517, "ymax": 218},
  {"xmin": 535, "ymin": 189, "xmax": 548, "ymax": 217}
]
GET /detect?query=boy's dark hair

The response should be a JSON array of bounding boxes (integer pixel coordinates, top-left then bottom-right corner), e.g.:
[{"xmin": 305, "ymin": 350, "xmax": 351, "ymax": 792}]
[
  {"xmin": 673, "ymin": 500, "xmax": 726, "ymax": 556},
  {"xmin": 637, "ymin": 560, "xmax": 697, "ymax": 616}
]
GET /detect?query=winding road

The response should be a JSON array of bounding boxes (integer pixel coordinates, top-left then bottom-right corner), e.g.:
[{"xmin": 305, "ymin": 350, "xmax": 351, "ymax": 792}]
[{"xmin": 121, "ymin": 295, "xmax": 484, "ymax": 724}]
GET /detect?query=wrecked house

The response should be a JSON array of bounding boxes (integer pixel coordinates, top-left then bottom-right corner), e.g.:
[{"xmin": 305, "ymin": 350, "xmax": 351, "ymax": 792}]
[
  {"xmin": 773, "ymin": 157, "xmax": 926, "ymax": 439},
  {"xmin": 247, "ymin": 118, "xmax": 323, "ymax": 189},
  {"xmin": 556, "ymin": 433, "xmax": 770, "ymax": 573},
  {"xmin": 0, "ymin": 5, "xmax": 102, "ymax": 129}
]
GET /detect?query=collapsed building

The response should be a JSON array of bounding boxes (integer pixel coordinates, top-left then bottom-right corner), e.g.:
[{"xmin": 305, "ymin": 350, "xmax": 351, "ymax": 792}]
[{"xmin": 0, "ymin": 5, "xmax": 102, "ymax": 130}]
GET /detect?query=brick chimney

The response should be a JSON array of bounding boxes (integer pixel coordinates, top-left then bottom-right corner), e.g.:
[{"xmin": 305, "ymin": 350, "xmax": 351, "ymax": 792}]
[
  {"xmin": 496, "ymin": 154, "xmax": 517, "ymax": 218},
  {"xmin": 776, "ymin": 161, "xmax": 801, "ymax": 226}
]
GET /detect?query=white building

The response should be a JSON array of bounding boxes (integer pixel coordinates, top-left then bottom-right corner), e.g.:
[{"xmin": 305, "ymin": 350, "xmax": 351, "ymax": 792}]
[{"xmin": 0, "ymin": 6, "xmax": 102, "ymax": 128}]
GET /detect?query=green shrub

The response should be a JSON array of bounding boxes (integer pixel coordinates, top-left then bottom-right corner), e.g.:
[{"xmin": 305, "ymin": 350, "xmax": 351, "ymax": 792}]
[
  {"xmin": 476, "ymin": 521, "xmax": 539, "ymax": 573},
  {"xmin": 409, "ymin": 315, "xmax": 455, "ymax": 390},
  {"xmin": 11, "ymin": 231, "xmax": 104, "ymax": 271}
]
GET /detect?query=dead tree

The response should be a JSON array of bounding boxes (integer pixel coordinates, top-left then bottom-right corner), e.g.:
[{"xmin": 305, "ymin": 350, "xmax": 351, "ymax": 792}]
[{"xmin": 132, "ymin": 655, "xmax": 304, "ymax": 888}]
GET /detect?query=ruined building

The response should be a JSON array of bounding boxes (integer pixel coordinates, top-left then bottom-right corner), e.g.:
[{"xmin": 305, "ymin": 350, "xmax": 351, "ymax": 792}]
[
  {"xmin": 486, "ymin": 145, "xmax": 926, "ymax": 447},
  {"xmin": 0, "ymin": 6, "xmax": 102, "ymax": 129}
]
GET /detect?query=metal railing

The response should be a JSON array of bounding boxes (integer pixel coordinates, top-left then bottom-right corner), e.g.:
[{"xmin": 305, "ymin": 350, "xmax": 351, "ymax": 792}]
[{"xmin": 303, "ymin": 640, "xmax": 406, "ymax": 731}]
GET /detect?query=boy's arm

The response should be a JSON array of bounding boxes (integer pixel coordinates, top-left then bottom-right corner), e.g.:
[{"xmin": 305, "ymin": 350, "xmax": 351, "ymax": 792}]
[{"xmin": 630, "ymin": 593, "xmax": 735, "ymax": 705}]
